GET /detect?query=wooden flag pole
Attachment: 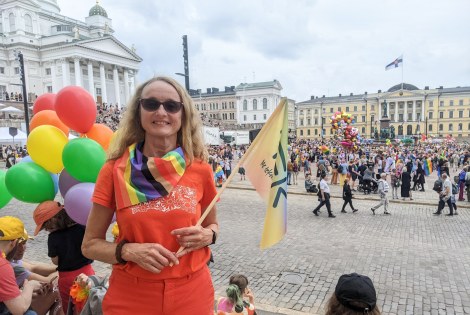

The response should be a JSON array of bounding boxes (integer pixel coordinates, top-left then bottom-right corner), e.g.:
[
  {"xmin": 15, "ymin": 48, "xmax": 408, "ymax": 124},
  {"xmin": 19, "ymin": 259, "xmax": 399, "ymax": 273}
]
[{"xmin": 175, "ymin": 98, "xmax": 287, "ymax": 254}]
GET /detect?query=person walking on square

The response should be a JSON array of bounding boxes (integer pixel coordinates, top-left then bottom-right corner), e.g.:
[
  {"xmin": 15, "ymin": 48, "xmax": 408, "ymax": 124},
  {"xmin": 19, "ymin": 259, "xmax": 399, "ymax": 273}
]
[
  {"xmin": 371, "ymin": 173, "xmax": 390, "ymax": 215},
  {"xmin": 439, "ymin": 173, "xmax": 454, "ymax": 216},
  {"xmin": 313, "ymin": 173, "xmax": 335, "ymax": 218},
  {"xmin": 341, "ymin": 178, "xmax": 358, "ymax": 213}
]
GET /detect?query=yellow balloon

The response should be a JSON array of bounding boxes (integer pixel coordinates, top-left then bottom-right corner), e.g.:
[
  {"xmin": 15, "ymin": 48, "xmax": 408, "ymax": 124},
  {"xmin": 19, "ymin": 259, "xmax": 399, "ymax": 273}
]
[{"xmin": 27, "ymin": 125, "xmax": 68, "ymax": 173}]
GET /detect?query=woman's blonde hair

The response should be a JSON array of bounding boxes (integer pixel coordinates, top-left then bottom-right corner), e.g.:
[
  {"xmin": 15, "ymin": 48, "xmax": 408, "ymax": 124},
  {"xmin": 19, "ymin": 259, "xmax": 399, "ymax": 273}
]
[{"xmin": 107, "ymin": 76, "xmax": 208, "ymax": 164}]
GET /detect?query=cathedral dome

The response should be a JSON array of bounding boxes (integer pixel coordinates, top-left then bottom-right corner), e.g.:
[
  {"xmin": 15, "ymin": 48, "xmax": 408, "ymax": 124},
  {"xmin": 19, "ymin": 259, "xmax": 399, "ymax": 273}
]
[
  {"xmin": 89, "ymin": 1, "xmax": 108, "ymax": 18},
  {"xmin": 387, "ymin": 83, "xmax": 419, "ymax": 92}
]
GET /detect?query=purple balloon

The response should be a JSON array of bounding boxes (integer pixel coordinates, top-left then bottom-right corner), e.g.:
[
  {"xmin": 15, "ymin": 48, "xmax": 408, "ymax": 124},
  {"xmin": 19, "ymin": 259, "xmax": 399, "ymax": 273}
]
[
  {"xmin": 59, "ymin": 169, "xmax": 81, "ymax": 198},
  {"xmin": 64, "ymin": 183, "xmax": 95, "ymax": 226}
]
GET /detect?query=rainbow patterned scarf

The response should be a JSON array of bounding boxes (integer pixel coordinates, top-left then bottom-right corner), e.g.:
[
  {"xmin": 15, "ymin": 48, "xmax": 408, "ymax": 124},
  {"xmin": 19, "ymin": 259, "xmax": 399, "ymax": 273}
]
[{"xmin": 114, "ymin": 143, "xmax": 186, "ymax": 210}]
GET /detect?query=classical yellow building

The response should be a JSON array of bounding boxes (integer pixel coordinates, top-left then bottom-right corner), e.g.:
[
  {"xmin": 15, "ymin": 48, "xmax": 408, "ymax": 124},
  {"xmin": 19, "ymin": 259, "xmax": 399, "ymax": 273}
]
[{"xmin": 295, "ymin": 83, "xmax": 470, "ymax": 140}]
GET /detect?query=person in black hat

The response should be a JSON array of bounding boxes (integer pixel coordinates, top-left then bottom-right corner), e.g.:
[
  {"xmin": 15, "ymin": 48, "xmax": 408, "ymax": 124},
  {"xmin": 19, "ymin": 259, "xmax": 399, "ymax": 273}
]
[{"xmin": 325, "ymin": 273, "xmax": 381, "ymax": 315}]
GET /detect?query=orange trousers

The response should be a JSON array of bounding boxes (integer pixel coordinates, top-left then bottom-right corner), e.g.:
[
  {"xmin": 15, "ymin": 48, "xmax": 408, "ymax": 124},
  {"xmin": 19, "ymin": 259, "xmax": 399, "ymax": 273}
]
[{"xmin": 103, "ymin": 265, "xmax": 214, "ymax": 315}]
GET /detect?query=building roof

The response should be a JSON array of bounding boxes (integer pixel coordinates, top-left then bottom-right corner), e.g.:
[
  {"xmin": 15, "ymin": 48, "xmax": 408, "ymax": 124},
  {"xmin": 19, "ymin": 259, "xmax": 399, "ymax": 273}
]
[
  {"xmin": 89, "ymin": 0, "xmax": 108, "ymax": 18},
  {"xmin": 387, "ymin": 83, "xmax": 419, "ymax": 92},
  {"xmin": 235, "ymin": 80, "xmax": 282, "ymax": 91}
]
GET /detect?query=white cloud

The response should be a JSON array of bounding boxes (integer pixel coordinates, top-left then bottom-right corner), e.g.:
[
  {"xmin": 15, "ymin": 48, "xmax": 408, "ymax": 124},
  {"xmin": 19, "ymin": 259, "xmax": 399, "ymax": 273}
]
[{"xmin": 58, "ymin": 0, "xmax": 470, "ymax": 101}]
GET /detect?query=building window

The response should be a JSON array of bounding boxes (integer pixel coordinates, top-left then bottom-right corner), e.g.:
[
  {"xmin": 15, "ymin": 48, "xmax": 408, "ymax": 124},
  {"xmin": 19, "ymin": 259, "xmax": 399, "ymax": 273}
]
[
  {"xmin": 243, "ymin": 100, "xmax": 247, "ymax": 110},
  {"xmin": 314, "ymin": 118, "xmax": 318, "ymax": 125},
  {"xmin": 253, "ymin": 99, "xmax": 257, "ymax": 110},
  {"xmin": 307, "ymin": 129, "xmax": 311, "ymax": 136},
  {"xmin": 14, "ymin": 67, "xmax": 20, "ymax": 75},
  {"xmin": 398, "ymin": 125, "xmax": 403, "ymax": 136},
  {"xmin": 459, "ymin": 111, "xmax": 463, "ymax": 118},
  {"xmin": 439, "ymin": 112, "xmax": 443, "ymax": 119},
  {"xmin": 307, "ymin": 118, "xmax": 311, "ymax": 125},
  {"xmin": 362, "ymin": 105, "xmax": 365, "ymax": 111},
  {"xmin": 407, "ymin": 125, "xmax": 412, "ymax": 135},
  {"xmin": 263, "ymin": 114, "xmax": 266, "ymax": 120},
  {"xmin": 399, "ymin": 114, "xmax": 404, "ymax": 122},
  {"xmin": 361, "ymin": 127, "xmax": 365, "ymax": 134},
  {"xmin": 45, "ymin": 68, "xmax": 51, "ymax": 75},
  {"xmin": 346, "ymin": 107, "xmax": 349, "ymax": 112},
  {"xmin": 300, "ymin": 110, "xmax": 303, "ymax": 115},
  {"xmin": 429, "ymin": 112, "xmax": 433, "ymax": 119},
  {"xmin": 428, "ymin": 124, "xmax": 432, "ymax": 131},
  {"xmin": 458, "ymin": 123, "xmax": 463, "ymax": 131},
  {"xmin": 314, "ymin": 109, "xmax": 318, "ymax": 114},
  {"xmin": 0, "ymin": 67, "xmax": 4, "ymax": 74},
  {"xmin": 243, "ymin": 115, "xmax": 247, "ymax": 121},
  {"xmin": 417, "ymin": 113, "xmax": 421, "ymax": 121},
  {"xmin": 449, "ymin": 111, "xmax": 453, "ymax": 119},
  {"xmin": 263, "ymin": 98, "xmax": 267, "ymax": 109},
  {"xmin": 314, "ymin": 129, "xmax": 318, "ymax": 135},
  {"xmin": 459, "ymin": 100, "xmax": 463, "ymax": 106},
  {"xmin": 107, "ymin": 73, "xmax": 113, "ymax": 80},
  {"xmin": 371, "ymin": 115, "xmax": 375, "ymax": 122},
  {"xmin": 330, "ymin": 108, "xmax": 333, "ymax": 113},
  {"xmin": 449, "ymin": 123, "xmax": 453, "ymax": 131},
  {"xmin": 300, "ymin": 119, "xmax": 304, "ymax": 126},
  {"xmin": 9, "ymin": 13, "xmax": 15, "ymax": 32},
  {"xmin": 450, "ymin": 100, "xmax": 454, "ymax": 106},
  {"xmin": 371, "ymin": 105, "xmax": 375, "ymax": 111},
  {"xmin": 47, "ymin": 86, "xmax": 52, "ymax": 93},
  {"xmin": 407, "ymin": 113, "xmax": 412, "ymax": 121},
  {"xmin": 96, "ymin": 87, "xmax": 102, "ymax": 95},
  {"xmin": 429, "ymin": 101, "xmax": 433, "ymax": 107},
  {"xmin": 391, "ymin": 114, "xmax": 395, "ymax": 121},
  {"xmin": 24, "ymin": 14, "xmax": 33, "ymax": 33},
  {"xmin": 354, "ymin": 106, "xmax": 357, "ymax": 111},
  {"xmin": 362, "ymin": 116, "xmax": 365, "ymax": 122},
  {"xmin": 439, "ymin": 124, "xmax": 443, "ymax": 131},
  {"xmin": 440, "ymin": 101, "xmax": 444, "ymax": 107}
]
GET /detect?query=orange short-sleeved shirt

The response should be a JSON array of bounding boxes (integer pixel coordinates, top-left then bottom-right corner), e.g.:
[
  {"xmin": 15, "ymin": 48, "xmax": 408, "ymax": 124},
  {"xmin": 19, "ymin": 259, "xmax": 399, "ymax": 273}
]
[{"xmin": 92, "ymin": 159, "xmax": 217, "ymax": 280}]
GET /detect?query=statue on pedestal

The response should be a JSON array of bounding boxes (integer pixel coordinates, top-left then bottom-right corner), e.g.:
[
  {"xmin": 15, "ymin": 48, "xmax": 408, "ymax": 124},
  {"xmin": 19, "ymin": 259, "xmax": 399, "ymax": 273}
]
[{"xmin": 382, "ymin": 100, "xmax": 388, "ymax": 118}]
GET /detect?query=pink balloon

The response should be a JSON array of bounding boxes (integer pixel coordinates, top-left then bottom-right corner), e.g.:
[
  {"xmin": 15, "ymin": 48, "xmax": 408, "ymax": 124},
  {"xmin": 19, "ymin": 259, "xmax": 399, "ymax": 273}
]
[{"xmin": 55, "ymin": 86, "xmax": 97, "ymax": 133}]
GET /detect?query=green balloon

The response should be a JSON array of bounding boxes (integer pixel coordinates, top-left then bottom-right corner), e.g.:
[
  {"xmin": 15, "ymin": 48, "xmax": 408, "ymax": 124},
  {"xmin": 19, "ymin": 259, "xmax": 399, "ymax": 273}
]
[
  {"xmin": 5, "ymin": 163, "xmax": 55, "ymax": 203},
  {"xmin": 63, "ymin": 138, "xmax": 106, "ymax": 183},
  {"xmin": 0, "ymin": 170, "xmax": 13, "ymax": 208}
]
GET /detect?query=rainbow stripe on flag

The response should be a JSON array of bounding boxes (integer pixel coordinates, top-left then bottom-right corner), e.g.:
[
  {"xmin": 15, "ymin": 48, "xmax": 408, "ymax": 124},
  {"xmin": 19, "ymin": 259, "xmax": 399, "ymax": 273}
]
[
  {"xmin": 423, "ymin": 158, "xmax": 432, "ymax": 176},
  {"xmin": 243, "ymin": 98, "xmax": 288, "ymax": 249}
]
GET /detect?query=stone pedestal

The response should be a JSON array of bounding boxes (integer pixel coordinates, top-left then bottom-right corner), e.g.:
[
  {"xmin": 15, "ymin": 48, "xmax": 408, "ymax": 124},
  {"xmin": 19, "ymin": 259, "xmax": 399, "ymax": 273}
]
[{"xmin": 380, "ymin": 117, "xmax": 391, "ymax": 139}]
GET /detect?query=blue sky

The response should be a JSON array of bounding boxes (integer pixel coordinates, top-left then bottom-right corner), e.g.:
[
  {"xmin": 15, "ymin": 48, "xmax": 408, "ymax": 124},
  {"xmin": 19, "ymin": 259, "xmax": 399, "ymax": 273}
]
[{"xmin": 59, "ymin": 0, "xmax": 470, "ymax": 101}]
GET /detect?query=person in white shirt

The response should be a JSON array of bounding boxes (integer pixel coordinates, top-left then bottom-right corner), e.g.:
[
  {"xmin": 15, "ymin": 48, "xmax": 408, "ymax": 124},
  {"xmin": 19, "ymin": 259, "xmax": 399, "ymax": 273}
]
[
  {"xmin": 371, "ymin": 173, "xmax": 391, "ymax": 215},
  {"xmin": 313, "ymin": 173, "xmax": 335, "ymax": 218},
  {"xmin": 440, "ymin": 173, "xmax": 454, "ymax": 216}
]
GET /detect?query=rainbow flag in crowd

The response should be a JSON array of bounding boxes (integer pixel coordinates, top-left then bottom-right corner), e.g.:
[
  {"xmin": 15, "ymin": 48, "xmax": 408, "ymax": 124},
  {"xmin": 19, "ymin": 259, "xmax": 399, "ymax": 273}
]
[
  {"xmin": 423, "ymin": 158, "xmax": 432, "ymax": 176},
  {"xmin": 243, "ymin": 98, "xmax": 288, "ymax": 249}
]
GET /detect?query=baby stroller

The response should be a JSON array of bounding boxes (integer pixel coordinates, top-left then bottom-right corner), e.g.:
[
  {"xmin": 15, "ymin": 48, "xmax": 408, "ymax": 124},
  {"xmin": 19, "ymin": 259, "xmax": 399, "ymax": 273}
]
[{"xmin": 358, "ymin": 175, "xmax": 378, "ymax": 194}]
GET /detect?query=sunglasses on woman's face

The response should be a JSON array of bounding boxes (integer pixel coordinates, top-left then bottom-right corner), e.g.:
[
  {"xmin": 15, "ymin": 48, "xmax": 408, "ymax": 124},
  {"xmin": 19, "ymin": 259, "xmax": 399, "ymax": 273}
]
[{"xmin": 139, "ymin": 98, "xmax": 183, "ymax": 114}]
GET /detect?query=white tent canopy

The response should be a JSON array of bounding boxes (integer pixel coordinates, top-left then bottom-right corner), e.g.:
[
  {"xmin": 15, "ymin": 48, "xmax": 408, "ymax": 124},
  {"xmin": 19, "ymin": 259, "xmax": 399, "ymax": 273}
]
[
  {"xmin": 0, "ymin": 127, "xmax": 27, "ymax": 145},
  {"xmin": 0, "ymin": 106, "xmax": 22, "ymax": 113}
]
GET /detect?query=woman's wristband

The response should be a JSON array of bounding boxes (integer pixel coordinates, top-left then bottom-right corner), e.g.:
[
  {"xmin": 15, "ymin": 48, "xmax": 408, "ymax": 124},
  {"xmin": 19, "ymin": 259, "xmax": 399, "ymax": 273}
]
[{"xmin": 115, "ymin": 239, "xmax": 129, "ymax": 264}]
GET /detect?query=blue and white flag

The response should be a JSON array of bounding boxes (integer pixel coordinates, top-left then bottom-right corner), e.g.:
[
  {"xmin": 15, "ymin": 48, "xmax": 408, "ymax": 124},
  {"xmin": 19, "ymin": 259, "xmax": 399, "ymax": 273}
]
[{"xmin": 385, "ymin": 55, "xmax": 403, "ymax": 70}]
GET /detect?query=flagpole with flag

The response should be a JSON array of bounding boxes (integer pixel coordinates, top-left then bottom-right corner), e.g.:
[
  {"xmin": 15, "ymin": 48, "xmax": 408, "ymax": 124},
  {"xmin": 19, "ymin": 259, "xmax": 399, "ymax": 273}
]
[{"xmin": 176, "ymin": 98, "xmax": 289, "ymax": 252}]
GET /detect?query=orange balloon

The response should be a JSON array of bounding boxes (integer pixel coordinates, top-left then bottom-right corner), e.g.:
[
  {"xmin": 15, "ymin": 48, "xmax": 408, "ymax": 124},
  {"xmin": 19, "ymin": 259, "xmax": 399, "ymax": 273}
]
[
  {"xmin": 84, "ymin": 124, "xmax": 114, "ymax": 150},
  {"xmin": 30, "ymin": 110, "xmax": 69, "ymax": 136},
  {"xmin": 33, "ymin": 93, "xmax": 56, "ymax": 115}
]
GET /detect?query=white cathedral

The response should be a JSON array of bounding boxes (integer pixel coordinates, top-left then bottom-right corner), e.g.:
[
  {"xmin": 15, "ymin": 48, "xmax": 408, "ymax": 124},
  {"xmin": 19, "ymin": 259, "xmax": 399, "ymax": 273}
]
[{"xmin": 0, "ymin": 0, "xmax": 141, "ymax": 108}]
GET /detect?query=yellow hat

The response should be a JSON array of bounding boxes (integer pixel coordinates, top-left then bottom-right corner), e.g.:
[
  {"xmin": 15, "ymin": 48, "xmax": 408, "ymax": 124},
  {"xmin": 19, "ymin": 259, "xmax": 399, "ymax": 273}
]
[
  {"xmin": 0, "ymin": 216, "xmax": 25, "ymax": 241},
  {"xmin": 111, "ymin": 223, "xmax": 119, "ymax": 238}
]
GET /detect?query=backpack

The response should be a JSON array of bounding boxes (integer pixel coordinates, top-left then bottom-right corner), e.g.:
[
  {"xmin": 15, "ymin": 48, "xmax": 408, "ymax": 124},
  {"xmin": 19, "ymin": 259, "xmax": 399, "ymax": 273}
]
[
  {"xmin": 337, "ymin": 164, "xmax": 343, "ymax": 173},
  {"xmin": 80, "ymin": 275, "xmax": 108, "ymax": 315},
  {"xmin": 452, "ymin": 183, "xmax": 458, "ymax": 195},
  {"xmin": 459, "ymin": 171, "xmax": 466, "ymax": 182},
  {"xmin": 433, "ymin": 179, "xmax": 442, "ymax": 192}
]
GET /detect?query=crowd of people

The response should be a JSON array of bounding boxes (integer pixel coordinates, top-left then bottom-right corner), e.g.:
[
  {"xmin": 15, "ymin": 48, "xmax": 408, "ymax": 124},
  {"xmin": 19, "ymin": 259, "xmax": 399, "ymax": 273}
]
[
  {"xmin": 95, "ymin": 103, "xmax": 124, "ymax": 131},
  {"xmin": 1, "ymin": 75, "xmax": 470, "ymax": 314}
]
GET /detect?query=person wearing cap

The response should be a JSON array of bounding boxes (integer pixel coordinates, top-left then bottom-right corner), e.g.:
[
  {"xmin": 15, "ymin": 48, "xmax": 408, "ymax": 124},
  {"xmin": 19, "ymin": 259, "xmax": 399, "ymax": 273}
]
[
  {"xmin": 370, "ymin": 173, "xmax": 391, "ymax": 215},
  {"xmin": 325, "ymin": 273, "xmax": 381, "ymax": 314},
  {"xmin": 0, "ymin": 216, "xmax": 42, "ymax": 315},
  {"xmin": 33, "ymin": 201, "xmax": 94, "ymax": 312},
  {"xmin": 82, "ymin": 77, "xmax": 219, "ymax": 314}
]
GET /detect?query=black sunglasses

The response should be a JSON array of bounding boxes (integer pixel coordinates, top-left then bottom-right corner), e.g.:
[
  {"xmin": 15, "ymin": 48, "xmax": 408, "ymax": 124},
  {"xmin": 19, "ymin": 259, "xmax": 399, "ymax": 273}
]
[{"xmin": 139, "ymin": 98, "xmax": 183, "ymax": 114}]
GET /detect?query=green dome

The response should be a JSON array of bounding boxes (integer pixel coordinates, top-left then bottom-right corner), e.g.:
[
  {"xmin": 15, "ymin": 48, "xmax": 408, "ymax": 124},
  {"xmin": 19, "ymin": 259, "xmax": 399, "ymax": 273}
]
[{"xmin": 89, "ymin": 1, "xmax": 108, "ymax": 18}]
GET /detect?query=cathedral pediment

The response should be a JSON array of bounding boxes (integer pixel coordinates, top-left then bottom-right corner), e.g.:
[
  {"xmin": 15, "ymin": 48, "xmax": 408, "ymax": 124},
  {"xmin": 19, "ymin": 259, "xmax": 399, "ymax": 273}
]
[
  {"xmin": 386, "ymin": 90, "xmax": 422, "ymax": 99},
  {"xmin": 76, "ymin": 36, "xmax": 142, "ymax": 61}
]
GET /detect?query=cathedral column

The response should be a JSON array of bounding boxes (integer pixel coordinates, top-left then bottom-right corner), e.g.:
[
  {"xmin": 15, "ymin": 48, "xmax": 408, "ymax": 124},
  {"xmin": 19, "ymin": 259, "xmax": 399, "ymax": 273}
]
[
  {"xmin": 73, "ymin": 57, "xmax": 82, "ymax": 87},
  {"xmin": 130, "ymin": 72, "xmax": 136, "ymax": 94},
  {"xmin": 87, "ymin": 60, "xmax": 95, "ymax": 99},
  {"xmin": 394, "ymin": 102, "xmax": 398, "ymax": 122},
  {"xmin": 61, "ymin": 58, "xmax": 69, "ymax": 87},
  {"xmin": 412, "ymin": 101, "xmax": 416, "ymax": 121},
  {"xmin": 421, "ymin": 100, "xmax": 425, "ymax": 121},
  {"xmin": 113, "ymin": 66, "xmax": 121, "ymax": 108},
  {"xmin": 123, "ymin": 68, "xmax": 130, "ymax": 104},
  {"xmin": 99, "ymin": 63, "xmax": 108, "ymax": 104},
  {"xmin": 50, "ymin": 60, "xmax": 58, "ymax": 93}
]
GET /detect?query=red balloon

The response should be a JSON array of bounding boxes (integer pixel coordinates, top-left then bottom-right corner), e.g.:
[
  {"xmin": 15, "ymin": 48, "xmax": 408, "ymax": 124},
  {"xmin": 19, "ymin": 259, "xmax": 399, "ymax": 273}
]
[
  {"xmin": 33, "ymin": 93, "xmax": 56, "ymax": 115},
  {"xmin": 55, "ymin": 86, "xmax": 97, "ymax": 133}
]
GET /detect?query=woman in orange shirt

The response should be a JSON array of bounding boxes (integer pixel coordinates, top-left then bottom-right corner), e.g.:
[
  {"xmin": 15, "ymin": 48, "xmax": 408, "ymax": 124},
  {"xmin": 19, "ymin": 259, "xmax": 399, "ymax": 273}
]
[{"xmin": 82, "ymin": 77, "xmax": 219, "ymax": 315}]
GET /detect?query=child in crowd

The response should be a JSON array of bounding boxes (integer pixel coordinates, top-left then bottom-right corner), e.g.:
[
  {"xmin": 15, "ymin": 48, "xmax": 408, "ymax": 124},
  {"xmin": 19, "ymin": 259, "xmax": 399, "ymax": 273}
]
[
  {"xmin": 325, "ymin": 273, "xmax": 381, "ymax": 315},
  {"xmin": 238, "ymin": 164, "xmax": 246, "ymax": 181},
  {"xmin": 217, "ymin": 274, "xmax": 256, "ymax": 315},
  {"xmin": 33, "ymin": 201, "xmax": 95, "ymax": 312}
]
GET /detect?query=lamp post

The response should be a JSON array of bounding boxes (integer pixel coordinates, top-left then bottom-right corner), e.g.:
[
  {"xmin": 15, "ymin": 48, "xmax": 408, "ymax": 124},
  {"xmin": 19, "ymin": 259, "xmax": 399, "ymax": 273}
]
[
  {"xmin": 14, "ymin": 50, "xmax": 30, "ymax": 135},
  {"xmin": 320, "ymin": 102, "xmax": 324, "ymax": 144},
  {"xmin": 174, "ymin": 35, "xmax": 190, "ymax": 92}
]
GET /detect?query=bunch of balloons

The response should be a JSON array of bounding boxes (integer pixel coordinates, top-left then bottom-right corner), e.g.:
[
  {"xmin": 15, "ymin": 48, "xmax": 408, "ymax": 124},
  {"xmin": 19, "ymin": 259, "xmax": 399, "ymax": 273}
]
[
  {"xmin": 319, "ymin": 145, "xmax": 330, "ymax": 155},
  {"xmin": 330, "ymin": 110, "xmax": 360, "ymax": 151},
  {"xmin": 1, "ymin": 87, "xmax": 115, "ymax": 226}
]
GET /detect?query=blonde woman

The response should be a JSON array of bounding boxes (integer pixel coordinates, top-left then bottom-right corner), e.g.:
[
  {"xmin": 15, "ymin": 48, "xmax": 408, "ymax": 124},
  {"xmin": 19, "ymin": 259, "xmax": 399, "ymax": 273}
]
[{"xmin": 82, "ymin": 77, "xmax": 219, "ymax": 314}]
